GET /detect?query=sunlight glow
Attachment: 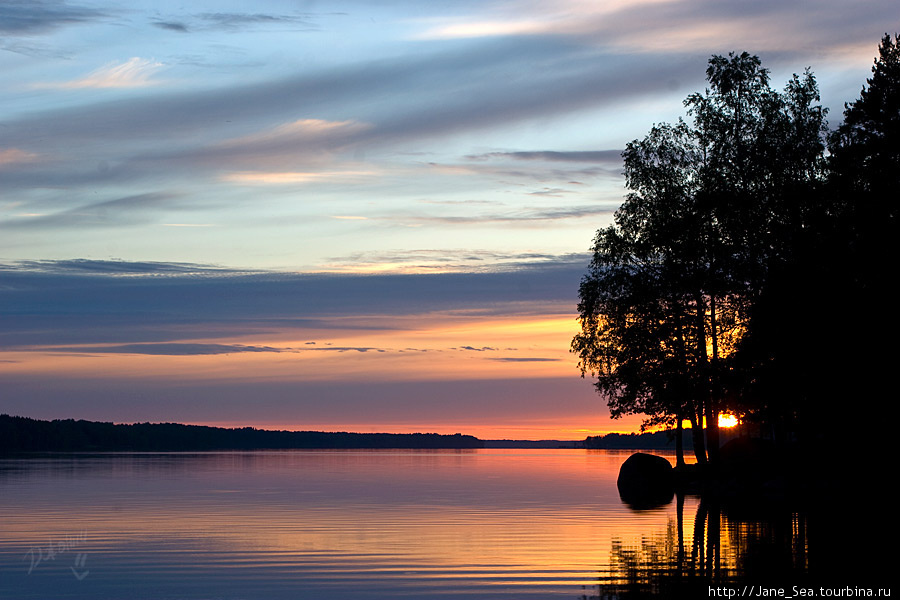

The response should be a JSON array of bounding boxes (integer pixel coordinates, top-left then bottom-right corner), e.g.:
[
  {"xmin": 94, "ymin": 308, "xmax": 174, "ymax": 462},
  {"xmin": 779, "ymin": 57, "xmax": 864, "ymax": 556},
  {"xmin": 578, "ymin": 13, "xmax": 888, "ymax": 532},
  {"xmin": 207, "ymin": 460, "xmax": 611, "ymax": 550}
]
[{"xmin": 718, "ymin": 413, "xmax": 738, "ymax": 428}]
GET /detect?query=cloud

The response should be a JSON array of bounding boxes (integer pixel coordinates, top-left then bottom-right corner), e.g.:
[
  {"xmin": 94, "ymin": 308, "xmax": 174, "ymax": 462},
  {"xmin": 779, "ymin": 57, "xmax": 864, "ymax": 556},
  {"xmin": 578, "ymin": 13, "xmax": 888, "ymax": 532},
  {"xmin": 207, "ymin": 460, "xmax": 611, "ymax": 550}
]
[
  {"xmin": 36, "ymin": 57, "xmax": 164, "ymax": 89},
  {"xmin": 467, "ymin": 150, "xmax": 624, "ymax": 164},
  {"xmin": 150, "ymin": 11, "xmax": 325, "ymax": 35},
  {"xmin": 392, "ymin": 204, "xmax": 615, "ymax": 226},
  {"xmin": 0, "ymin": 38, "xmax": 695, "ymax": 175},
  {"xmin": 414, "ymin": 19, "xmax": 548, "ymax": 40},
  {"xmin": 305, "ymin": 347, "xmax": 385, "ymax": 353},
  {"xmin": 319, "ymin": 249, "xmax": 590, "ymax": 275},
  {"xmin": 0, "ymin": 258, "xmax": 584, "ymax": 348},
  {"xmin": 528, "ymin": 188, "xmax": 572, "ymax": 197},
  {"xmin": 409, "ymin": 0, "xmax": 896, "ymax": 62},
  {"xmin": 1, "ymin": 39, "xmax": 69, "ymax": 58},
  {"xmin": 0, "ymin": 0, "xmax": 106, "ymax": 34},
  {"xmin": 490, "ymin": 357, "xmax": 562, "ymax": 362},
  {"xmin": 49, "ymin": 343, "xmax": 287, "ymax": 356},
  {"xmin": 1, "ymin": 192, "xmax": 180, "ymax": 229},
  {"xmin": 0, "ymin": 375, "xmax": 609, "ymax": 435},
  {"xmin": 0, "ymin": 149, "xmax": 39, "ymax": 166},
  {"xmin": 2, "ymin": 2, "xmax": 887, "ymax": 233},
  {"xmin": 220, "ymin": 170, "xmax": 378, "ymax": 185},
  {"xmin": 152, "ymin": 20, "xmax": 189, "ymax": 33},
  {"xmin": 7, "ymin": 258, "xmax": 237, "ymax": 275},
  {"xmin": 208, "ymin": 119, "xmax": 370, "ymax": 167},
  {"xmin": 197, "ymin": 12, "xmax": 318, "ymax": 31}
]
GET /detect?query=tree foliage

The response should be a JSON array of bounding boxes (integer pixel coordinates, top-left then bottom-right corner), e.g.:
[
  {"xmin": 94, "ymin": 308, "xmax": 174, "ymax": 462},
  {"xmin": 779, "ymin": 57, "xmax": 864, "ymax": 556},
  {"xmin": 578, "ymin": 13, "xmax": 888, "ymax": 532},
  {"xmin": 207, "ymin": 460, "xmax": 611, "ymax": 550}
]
[
  {"xmin": 573, "ymin": 51, "xmax": 833, "ymax": 465},
  {"xmin": 730, "ymin": 34, "xmax": 900, "ymax": 446}
]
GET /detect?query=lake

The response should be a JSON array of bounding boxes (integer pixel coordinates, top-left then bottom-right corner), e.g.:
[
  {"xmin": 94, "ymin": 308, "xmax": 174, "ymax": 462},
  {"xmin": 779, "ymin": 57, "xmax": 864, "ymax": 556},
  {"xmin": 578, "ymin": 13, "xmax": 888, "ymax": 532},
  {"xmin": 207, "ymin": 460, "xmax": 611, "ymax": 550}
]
[{"xmin": 0, "ymin": 449, "xmax": 876, "ymax": 599}]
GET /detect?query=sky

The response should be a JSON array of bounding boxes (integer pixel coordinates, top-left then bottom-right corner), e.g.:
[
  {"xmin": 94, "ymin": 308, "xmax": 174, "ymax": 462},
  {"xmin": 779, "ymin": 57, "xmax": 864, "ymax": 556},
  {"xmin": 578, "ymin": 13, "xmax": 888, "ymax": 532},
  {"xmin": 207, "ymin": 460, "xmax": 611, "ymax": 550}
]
[{"xmin": 0, "ymin": 0, "xmax": 895, "ymax": 439}]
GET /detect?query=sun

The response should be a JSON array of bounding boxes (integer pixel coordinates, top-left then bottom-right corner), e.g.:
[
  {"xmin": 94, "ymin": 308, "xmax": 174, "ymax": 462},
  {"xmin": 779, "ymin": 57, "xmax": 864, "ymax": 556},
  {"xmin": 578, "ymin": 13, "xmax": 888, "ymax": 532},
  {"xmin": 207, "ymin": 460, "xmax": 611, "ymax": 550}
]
[{"xmin": 718, "ymin": 413, "xmax": 739, "ymax": 428}]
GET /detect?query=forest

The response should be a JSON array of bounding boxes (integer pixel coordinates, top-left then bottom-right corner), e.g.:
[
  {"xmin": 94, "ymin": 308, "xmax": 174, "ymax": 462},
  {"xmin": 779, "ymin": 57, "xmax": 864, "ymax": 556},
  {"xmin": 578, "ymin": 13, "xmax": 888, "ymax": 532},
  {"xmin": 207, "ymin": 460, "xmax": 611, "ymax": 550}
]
[
  {"xmin": 0, "ymin": 415, "xmax": 483, "ymax": 451},
  {"xmin": 572, "ymin": 35, "xmax": 898, "ymax": 468}
]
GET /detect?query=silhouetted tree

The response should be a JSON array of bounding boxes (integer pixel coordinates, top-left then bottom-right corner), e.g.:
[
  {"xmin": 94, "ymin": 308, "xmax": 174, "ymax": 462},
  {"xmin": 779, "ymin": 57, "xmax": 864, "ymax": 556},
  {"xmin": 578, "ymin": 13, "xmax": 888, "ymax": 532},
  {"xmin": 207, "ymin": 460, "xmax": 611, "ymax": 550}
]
[
  {"xmin": 828, "ymin": 33, "xmax": 899, "ymax": 422},
  {"xmin": 574, "ymin": 52, "xmax": 828, "ymax": 464},
  {"xmin": 731, "ymin": 35, "xmax": 899, "ymax": 448}
]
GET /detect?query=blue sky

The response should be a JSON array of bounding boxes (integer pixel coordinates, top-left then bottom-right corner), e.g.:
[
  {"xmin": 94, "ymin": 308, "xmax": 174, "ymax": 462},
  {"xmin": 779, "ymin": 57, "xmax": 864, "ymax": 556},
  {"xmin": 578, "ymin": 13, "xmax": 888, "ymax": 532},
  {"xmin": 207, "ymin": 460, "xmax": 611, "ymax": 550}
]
[{"xmin": 0, "ymin": 1, "xmax": 895, "ymax": 437}]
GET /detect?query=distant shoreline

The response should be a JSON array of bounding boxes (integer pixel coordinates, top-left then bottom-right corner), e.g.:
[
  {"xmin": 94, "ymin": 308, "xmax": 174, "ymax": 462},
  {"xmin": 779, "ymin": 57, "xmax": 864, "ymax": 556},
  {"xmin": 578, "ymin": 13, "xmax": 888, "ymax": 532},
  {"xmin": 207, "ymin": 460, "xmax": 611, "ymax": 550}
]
[
  {"xmin": 1, "ymin": 414, "xmax": 692, "ymax": 452},
  {"xmin": 0, "ymin": 415, "xmax": 482, "ymax": 452}
]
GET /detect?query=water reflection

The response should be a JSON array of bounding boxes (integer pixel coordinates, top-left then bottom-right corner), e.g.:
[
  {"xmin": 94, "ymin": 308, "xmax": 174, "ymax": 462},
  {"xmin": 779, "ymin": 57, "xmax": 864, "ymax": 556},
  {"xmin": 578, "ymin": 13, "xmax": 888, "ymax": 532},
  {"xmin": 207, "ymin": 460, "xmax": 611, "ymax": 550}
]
[
  {"xmin": 584, "ymin": 493, "xmax": 811, "ymax": 598},
  {"xmin": 1, "ymin": 450, "xmax": 879, "ymax": 599}
]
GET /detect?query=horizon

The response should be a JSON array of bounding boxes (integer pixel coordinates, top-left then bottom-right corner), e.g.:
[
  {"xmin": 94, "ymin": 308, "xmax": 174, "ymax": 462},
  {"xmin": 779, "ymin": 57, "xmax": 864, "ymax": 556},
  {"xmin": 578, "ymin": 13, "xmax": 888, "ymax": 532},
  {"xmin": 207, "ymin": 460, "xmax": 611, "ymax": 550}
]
[
  {"xmin": 4, "ymin": 412, "xmax": 688, "ymax": 441},
  {"xmin": 1, "ymin": 1, "xmax": 893, "ymax": 440}
]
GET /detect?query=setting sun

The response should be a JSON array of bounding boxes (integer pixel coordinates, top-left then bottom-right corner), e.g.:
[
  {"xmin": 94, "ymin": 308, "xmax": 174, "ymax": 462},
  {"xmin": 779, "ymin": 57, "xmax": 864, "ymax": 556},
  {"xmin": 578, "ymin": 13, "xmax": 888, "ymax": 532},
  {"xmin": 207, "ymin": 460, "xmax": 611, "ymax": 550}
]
[{"xmin": 718, "ymin": 413, "xmax": 739, "ymax": 428}]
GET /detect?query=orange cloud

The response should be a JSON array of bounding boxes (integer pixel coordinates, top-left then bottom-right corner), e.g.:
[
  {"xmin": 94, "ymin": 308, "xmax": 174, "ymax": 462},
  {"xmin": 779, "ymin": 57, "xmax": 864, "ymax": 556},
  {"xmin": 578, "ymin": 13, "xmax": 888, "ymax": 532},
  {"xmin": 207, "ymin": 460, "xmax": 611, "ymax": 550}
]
[{"xmin": 0, "ymin": 148, "xmax": 39, "ymax": 166}]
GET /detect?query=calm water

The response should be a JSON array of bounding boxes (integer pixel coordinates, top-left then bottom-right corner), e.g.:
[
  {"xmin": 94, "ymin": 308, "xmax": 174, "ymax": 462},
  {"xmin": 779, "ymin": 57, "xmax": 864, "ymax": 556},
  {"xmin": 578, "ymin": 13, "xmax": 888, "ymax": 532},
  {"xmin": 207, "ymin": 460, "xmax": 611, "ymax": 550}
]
[{"xmin": 0, "ymin": 449, "xmax": 819, "ymax": 599}]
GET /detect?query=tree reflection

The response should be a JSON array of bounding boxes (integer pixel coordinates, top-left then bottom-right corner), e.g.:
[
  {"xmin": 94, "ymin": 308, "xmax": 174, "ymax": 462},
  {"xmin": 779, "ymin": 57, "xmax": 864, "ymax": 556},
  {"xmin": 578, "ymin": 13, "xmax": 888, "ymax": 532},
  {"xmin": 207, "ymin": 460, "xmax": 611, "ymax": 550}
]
[{"xmin": 581, "ymin": 493, "xmax": 809, "ymax": 599}]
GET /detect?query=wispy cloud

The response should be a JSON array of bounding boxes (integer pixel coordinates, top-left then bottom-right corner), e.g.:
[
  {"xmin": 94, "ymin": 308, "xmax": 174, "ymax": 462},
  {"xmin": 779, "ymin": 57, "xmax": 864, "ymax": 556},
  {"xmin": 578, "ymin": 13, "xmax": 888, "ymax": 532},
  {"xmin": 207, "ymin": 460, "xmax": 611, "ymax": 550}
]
[
  {"xmin": 50, "ymin": 343, "xmax": 287, "ymax": 356},
  {"xmin": 216, "ymin": 119, "xmax": 368, "ymax": 149},
  {"xmin": 150, "ymin": 11, "xmax": 325, "ymax": 34},
  {"xmin": 414, "ymin": 19, "xmax": 547, "ymax": 40},
  {"xmin": 322, "ymin": 249, "xmax": 584, "ymax": 274},
  {"xmin": 0, "ymin": 148, "xmax": 39, "ymax": 166},
  {"xmin": 490, "ymin": 357, "xmax": 562, "ymax": 362},
  {"xmin": 152, "ymin": 20, "xmax": 189, "ymax": 33},
  {"xmin": 202, "ymin": 118, "xmax": 371, "ymax": 170},
  {"xmin": 35, "ymin": 57, "xmax": 164, "ymax": 89},
  {"xmin": 1, "ymin": 192, "xmax": 180, "ymax": 229},
  {"xmin": 5, "ymin": 258, "xmax": 238, "ymax": 276},
  {"xmin": 0, "ymin": 259, "xmax": 583, "ymax": 348},
  {"xmin": 198, "ymin": 12, "xmax": 318, "ymax": 31},
  {"xmin": 0, "ymin": 1, "xmax": 107, "ymax": 34},
  {"xmin": 391, "ymin": 205, "xmax": 615, "ymax": 227},
  {"xmin": 220, "ymin": 170, "xmax": 377, "ymax": 185},
  {"xmin": 466, "ymin": 150, "xmax": 623, "ymax": 164},
  {"xmin": 410, "ymin": 0, "xmax": 895, "ymax": 61}
]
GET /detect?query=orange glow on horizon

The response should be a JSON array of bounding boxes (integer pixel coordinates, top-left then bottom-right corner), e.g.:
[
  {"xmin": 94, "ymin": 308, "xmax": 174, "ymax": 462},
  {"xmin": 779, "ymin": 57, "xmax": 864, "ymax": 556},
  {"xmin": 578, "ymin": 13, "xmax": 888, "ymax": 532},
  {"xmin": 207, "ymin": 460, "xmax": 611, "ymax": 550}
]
[
  {"xmin": 0, "ymin": 309, "xmax": 581, "ymax": 383},
  {"xmin": 0, "ymin": 302, "xmax": 645, "ymax": 440},
  {"xmin": 189, "ymin": 417, "xmax": 649, "ymax": 442}
]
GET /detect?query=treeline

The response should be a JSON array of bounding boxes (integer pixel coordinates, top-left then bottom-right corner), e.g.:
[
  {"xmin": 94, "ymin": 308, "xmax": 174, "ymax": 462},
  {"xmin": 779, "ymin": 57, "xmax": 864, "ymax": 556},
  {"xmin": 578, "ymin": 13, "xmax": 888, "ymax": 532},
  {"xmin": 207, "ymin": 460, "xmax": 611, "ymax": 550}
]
[
  {"xmin": 584, "ymin": 428, "xmax": 745, "ymax": 450},
  {"xmin": 573, "ymin": 35, "xmax": 898, "ymax": 467},
  {"xmin": 585, "ymin": 430, "xmax": 694, "ymax": 450},
  {"xmin": 0, "ymin": 415, "xmax": 483, "ymax": 452}
]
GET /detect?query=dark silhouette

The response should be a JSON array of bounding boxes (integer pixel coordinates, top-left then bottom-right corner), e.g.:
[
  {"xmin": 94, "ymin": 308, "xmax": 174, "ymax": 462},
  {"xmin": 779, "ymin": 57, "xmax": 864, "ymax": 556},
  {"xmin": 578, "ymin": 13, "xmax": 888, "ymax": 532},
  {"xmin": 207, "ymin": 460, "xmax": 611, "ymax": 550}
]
[
  {"xmin": 575, "ymin": 37, "xmax": 898, "ymax": 591},
  {"xmin": 616, "ymin": 453, "xmax": 675, "ymax": 510},
  {"xmin": 577, "ymin": 483, "xmax": 831, "ymax": 598},
  {"xmin": 0, "ymin": 414, "xmax": 483, "ymax": 451},
  {"xmin": 574, "ymin": 36, "xmax": 897, "ymax": 469},
  {"xmin": 585, "ymin": 429, "xmax": 708, "ymax": 450}
]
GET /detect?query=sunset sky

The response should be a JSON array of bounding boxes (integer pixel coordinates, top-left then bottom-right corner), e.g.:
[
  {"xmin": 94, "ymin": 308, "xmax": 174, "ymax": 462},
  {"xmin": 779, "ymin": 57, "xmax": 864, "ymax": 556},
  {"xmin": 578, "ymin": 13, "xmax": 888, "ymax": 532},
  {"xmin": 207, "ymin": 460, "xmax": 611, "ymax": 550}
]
[{"xmin": 1, "ymin": 1, "xmax": 894, "ymax": 439}]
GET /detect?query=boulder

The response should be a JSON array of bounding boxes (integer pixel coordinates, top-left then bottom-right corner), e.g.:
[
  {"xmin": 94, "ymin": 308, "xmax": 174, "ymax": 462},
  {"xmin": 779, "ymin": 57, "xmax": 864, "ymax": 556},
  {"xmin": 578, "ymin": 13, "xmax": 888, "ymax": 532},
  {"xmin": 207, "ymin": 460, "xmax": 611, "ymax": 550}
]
[{"xmin": 617, "ymin": 452, "xmax": 675, "ymax": 510}]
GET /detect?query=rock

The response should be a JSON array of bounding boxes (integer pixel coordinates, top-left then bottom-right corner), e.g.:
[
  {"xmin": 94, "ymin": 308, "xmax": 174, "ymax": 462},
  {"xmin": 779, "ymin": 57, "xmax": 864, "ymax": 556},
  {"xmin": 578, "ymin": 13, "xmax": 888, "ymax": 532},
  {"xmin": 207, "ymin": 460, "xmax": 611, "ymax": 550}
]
[{"xmin": 617, "ymin": 452, "xmax": 675, "ymax": 510}]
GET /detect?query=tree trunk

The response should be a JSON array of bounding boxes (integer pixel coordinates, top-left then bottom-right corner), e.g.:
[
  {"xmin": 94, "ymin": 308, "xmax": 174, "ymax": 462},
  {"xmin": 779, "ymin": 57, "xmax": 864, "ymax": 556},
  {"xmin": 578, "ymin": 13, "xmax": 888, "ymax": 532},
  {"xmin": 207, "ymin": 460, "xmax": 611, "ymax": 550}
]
[
  {"xmin": 672, "ymin": 302, "xmax": 689, "ymax": 468},
  {"xmin": 694, "ymin": 294, "xmax": 711, "ymax": 464},
  {"xmin": 675, "ymin": 416, "xmax": 686, "ymax": 467},
  {"xmin": 689, "ymin": 412, "xmax": 707, "ymax": 463},
  {"xmin": 706, "ymin": 295, "xmax": 721, "ymax": 465}
]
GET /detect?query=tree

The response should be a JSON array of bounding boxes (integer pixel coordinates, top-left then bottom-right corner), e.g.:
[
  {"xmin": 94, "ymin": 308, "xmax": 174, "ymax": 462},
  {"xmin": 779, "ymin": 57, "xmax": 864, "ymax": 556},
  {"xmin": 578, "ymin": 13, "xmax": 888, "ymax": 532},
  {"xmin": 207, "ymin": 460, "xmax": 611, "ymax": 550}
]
[
  {"xmin": 732, "ymin": 34, "xmax": 899, "ymax": 449},
  {"xmin": 574, "ymin": 52, "xmax": 829, "ymax": 465},
  {"xmin": 828, "ymin": 33, "xmax": 899, "ymax": 290}
]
